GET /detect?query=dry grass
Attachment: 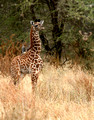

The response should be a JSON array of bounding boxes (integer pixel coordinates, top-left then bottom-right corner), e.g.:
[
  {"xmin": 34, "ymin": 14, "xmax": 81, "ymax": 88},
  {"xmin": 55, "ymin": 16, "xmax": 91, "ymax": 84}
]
[
  {"xmin": 0, "ymin": 34, "xmax": 24, "ymax": 75},
  {"xmin": 0, "ymin": 62, "xmax": 94, "ymax": 120}
]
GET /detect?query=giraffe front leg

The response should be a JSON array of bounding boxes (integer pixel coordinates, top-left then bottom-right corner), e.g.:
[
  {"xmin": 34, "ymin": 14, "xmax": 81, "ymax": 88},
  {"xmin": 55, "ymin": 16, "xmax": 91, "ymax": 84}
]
[
  {"xmin": 31, "ymin": 72, "xmax": 39, "ymax": 107},
  {"xmin": 31, "ymin": 72, "xmax": 39, "ymax": 93}
]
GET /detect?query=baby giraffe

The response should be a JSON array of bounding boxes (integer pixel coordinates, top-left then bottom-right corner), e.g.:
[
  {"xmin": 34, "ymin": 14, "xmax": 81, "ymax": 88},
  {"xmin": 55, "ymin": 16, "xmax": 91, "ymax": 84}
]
[{"xmin": 11, "ymin": 19, "xmax": 44, "ymax": 93}]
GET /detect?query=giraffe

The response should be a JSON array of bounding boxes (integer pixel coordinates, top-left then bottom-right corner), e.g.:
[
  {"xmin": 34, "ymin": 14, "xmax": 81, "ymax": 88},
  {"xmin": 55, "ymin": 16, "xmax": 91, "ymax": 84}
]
[
  {"xmin": 11, "ymin": 19, "xmax": 44, "ymax": 92},
  {"xmin": 79, "ymin": 30, "xmax": 92, "ymax": 41}
]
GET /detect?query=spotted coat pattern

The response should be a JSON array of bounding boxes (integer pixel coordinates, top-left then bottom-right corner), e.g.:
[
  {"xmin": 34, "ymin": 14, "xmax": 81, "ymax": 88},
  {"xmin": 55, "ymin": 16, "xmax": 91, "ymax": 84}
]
[{"xmin": 11, "ymin": 20, "xmax": 44, "ymax": 89}]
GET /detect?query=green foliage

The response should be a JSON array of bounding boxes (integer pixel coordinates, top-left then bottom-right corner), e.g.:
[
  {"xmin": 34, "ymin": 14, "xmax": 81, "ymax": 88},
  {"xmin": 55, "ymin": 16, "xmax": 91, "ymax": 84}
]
[{"xmin": 0, "ymin": 0, "xmax": 94, "ymax": 70}]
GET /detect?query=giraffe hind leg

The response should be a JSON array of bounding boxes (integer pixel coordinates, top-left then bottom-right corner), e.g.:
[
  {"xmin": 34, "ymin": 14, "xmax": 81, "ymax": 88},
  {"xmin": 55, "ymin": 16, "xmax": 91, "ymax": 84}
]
[
  {"xmin": 11, "ymin": 69, "xmax": 21, "ymax": 85},
  {"xmin": 11, "ymin": 62, "xmax": 21, "ymax": 85}
]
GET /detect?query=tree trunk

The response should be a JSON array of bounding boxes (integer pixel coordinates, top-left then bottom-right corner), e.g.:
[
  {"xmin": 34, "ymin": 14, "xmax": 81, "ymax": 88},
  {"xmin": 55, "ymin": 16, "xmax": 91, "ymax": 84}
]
[
  {"xmin": 40, "ymin": 32, "xmax": 51, "ymax": 52},
  {"xmin": 46, "ymin": 0, "xmax": 64, "ymax": 64}
]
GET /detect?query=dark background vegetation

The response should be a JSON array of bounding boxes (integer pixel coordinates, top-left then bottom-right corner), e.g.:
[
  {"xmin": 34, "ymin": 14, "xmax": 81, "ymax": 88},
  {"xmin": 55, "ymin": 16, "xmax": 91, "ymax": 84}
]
[{"xmin": 0, "ymin": 0, "xmax": 94, "ymax": 73}]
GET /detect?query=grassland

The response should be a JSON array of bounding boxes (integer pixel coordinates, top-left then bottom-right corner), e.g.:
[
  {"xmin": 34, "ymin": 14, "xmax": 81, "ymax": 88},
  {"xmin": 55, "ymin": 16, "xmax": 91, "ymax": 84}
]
[{"xmin": 0, "ymin": 62, "xmax": 94, "ymax": 120}]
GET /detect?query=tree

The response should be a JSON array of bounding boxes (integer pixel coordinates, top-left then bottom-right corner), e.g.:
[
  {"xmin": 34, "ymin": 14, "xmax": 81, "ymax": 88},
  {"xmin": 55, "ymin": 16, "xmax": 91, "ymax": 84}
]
[{"xmin": 0, "ymin": 0, "xmax": 94, "ymax": 69}]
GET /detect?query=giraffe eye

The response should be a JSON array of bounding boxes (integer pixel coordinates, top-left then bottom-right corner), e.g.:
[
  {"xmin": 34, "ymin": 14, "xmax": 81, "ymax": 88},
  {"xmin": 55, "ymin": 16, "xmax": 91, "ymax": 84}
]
[{"xmin": 35, "ymin": 25, "xmax": 38, "ymax": 27}]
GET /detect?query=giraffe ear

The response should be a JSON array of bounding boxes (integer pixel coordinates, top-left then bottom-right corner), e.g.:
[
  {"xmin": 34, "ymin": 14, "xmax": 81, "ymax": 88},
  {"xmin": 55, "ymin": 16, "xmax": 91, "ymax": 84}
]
[
  {"xmin": 40, "ymin": 20, "xmax": 44, "ymax": 25},
  {"xmin": 30, "ymin": 21, "xmax": 34, "ymax": 25},
  {"xmin": 88, "ymin": 32, "xmax": 92, "ymax": 36},
  {"xmin": 79, "ymin": 30, "xmax": 83, "ymax": 35}
]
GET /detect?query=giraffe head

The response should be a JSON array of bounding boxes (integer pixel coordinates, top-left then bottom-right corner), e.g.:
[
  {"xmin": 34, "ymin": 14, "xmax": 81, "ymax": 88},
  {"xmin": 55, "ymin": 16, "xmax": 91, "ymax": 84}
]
[
  {"xmin": 30, "ymin": 19, "xmax": 44, "ymax": 31},
  {"xmin": 79, "ymin": 30, "xmax": 92, "ymax": 41}
]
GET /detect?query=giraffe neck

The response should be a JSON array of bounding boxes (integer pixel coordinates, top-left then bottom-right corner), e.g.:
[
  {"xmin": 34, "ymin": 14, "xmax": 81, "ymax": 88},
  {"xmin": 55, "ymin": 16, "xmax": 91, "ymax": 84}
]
[{"xmin": 30, "ymin": 26, "xmax": 41, "ymax": 54}]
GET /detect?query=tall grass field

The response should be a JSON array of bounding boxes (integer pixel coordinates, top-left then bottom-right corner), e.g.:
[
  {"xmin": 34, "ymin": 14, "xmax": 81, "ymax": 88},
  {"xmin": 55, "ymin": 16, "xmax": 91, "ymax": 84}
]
[{"xmin": 0, "ymin": 62, "xmax": 94, "ymax": 120}]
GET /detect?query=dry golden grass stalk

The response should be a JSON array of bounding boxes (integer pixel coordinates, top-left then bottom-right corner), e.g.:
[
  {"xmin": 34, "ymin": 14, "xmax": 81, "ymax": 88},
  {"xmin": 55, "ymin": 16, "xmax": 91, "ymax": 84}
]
[
  {"xmin": 0, "ymin": 34, "xmax": 24, "ymax": 75},
  {"xmin": 0, "ymin": 62, "xmax": 93, "ymax": 120}
]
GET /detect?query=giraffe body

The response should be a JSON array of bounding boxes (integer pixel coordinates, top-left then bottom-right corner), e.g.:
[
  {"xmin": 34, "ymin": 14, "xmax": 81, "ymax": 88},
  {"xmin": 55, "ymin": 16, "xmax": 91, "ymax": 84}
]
[
  {"xmin": 11, "ymin": 20, "xmax": 44, "ymax": 88},
  {"xmin": 11, "ymin": 49, "xmax": 43, "ymax": 84}
]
